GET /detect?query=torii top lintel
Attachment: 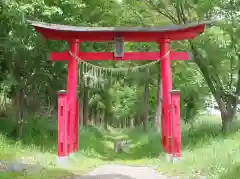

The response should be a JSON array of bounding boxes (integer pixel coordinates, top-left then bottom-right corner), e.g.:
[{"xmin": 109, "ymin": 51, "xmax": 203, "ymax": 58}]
[{"xmin": 28, "ymin": 20, "xmax": 212, "ymax": 42}]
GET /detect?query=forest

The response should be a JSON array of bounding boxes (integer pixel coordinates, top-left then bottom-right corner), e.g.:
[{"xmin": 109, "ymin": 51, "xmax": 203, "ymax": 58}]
[{"xmin": 1, "ymin": 0, "xmax": 240, "ymax": 179}]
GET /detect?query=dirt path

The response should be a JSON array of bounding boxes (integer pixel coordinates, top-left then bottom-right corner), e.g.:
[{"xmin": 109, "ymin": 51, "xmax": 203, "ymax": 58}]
[{"xmin": 75, "ymin": 164, "xmax": 177, "ymax": 179}]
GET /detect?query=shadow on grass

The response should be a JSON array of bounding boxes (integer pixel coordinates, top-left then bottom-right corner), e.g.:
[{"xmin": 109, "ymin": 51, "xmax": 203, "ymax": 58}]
[
  {"xmin": 78, "ymin": 126, "xmax": 115, "ymax": 160},
  {"xmin": 0, "ymin": 119, "xmax": 112, "ymax": 158},
  {"xmin": 100, "ymin": 120, "xmax": 240, "ymax": 161},
  {"xmin": 0, "ymin": 118, "xmax": 58, "ymax": 151},
  {"xmin": 0, "ymin": 166, "xmax": 74, "ymax": 179},
  {"xmin": 219, "ymin": 163, "xmax": 240, "ymax": 179},
  {"xmin": 108, "ymin": 129, "xmax": 163, "ymax": 160},
  {"xmin": 182, "ymin": 120, "xmax": 240, "ymax": 149},
  {"xmin": 76, "ymin": 174, "xmax": 135, "ymax": 179}
]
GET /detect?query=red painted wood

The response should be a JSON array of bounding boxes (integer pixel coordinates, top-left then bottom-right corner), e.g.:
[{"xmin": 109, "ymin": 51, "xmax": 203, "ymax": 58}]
[
  {"xmin": 66, "ymin": 41, "xmax": 79, "ymax": 154},
  {"xmin": 79, "ymin": 52, "xmax": 114, "ymax": 61},
  {"xmin": 160, "ymin": 40, "xmax": 172, "ymax": 154},
  {"xmin": 51, "ymin": 52, "xmax": 69, "ymax": 61},
  {"xmin": 66, "ymin": 102, "xmax": 70, "ymax": 155},
  {"xmin": 35, "ymin": 24, "xmax": 205, "ymax": 42},
  {"xmin": 170, "ymin": 91, "xmax": 181, "ymax": 158},
  {"xmin": 50, "ymin": 51, "xmax": 191, "ymax": 61},
  {"xmin": 57, "ymin": 91, "xmax": 68, "ymax": 157}
]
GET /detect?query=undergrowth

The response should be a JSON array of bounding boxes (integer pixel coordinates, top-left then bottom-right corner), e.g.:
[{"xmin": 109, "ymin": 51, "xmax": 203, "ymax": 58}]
[{"xmin": 0, "ymin": 115, "xmax": 240, "ymax": 178}]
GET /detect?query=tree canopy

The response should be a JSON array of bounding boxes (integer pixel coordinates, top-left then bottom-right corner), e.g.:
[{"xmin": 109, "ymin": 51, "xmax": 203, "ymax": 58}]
[{"xmin": 1, "ymin": 0, "xmax": 240, "ymax": 137}]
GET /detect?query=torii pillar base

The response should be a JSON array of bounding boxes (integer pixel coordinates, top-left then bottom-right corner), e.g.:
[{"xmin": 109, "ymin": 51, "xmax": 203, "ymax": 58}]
[
  {"xmin": 57, "ymin": 89, "xmax": 80, "ymax": 159},
  {"xmin": 56, "ymin": 156, "xmax": 69, "ymax": 168},
  {"xmin": 169, "ymin": 90, "xmax": 182, "ymax": 163}
]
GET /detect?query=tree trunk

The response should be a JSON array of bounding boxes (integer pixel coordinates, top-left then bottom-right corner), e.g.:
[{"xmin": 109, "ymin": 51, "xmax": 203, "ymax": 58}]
[
  {"xmin": 104, "ymin": 114, "xmax": 108, "ymax": 129},
  {"xmin": 103, "ymin": 82, "xmax": 111, "ymax": 130},
  {"xmin": 108, "ymin": 115, "xmax": 113, "ymax": 126},
  {"xmin": 155, "ymin": 75, "xmax": 162, "ymax": 132},
  {"xmin": 143, "ymin": 81, "xmax": 149, "ymax": 132},
  {"xmin": 220, "ymin": 101, "xmax": 236, "ymax": 133},
  {"xmin": 95, "ymin": 110, "xmax": 101, "ymax": 126},
  {"xmin": 92, "ymin": 109, "xmax": 97, "ymax": 125},
  {"xmin": 79, "ymin": 95, "xmax": 84, "ymax": 127},
  {"xmin": 148, "ymin": 0, "xmax": 240, "ymax": 134},
  {"xmin": 121, "ymin": 119, "xmax": 124, "ymax": 128},
  {"xmin": 13, "ymin": 54, "xmax": 26, "ymax": 140},
  {"xmin": 103, "ymin": 109, "xmax": 109, "ymax": 130},
  {"xmin": 83, "ymin": 86, "xmax": 89, "ymax": 126},
  {"xmin": 130, "ymin": 118, "xmax": 134, "ymax": 128},
  {"xmin": 189, "ymin": 42, "xmax": 239, "ymax": 133},
  {"xmin": 127, "ymin": 117, "xmax": 131, "ymax": 128},
  {"xmin": 100, "ymin": 112, "xmax": 104, "ymax": 127},
  {"xmin": 78, "ymin": 67, "xmax": 84, "ymax": 127},
  {"xmin": 94, "ymin": 109, "xmax": 98, "ymax": 125},
  {"xmin": 16, "ymin": 87, "xmax": 25, "ymax": 140},
  {"xmin": 212, "ymin": 91, "xmax": 237, "ymax": 134},
  {"xmin": 222, "ymin": 118, "xmax": 232, "ymax": 133},
  {"xmin": 134, "ymin": 115, "xmax": 138, "ymax": 126},
  {"xmin": 90, "ymin": 107, "xmax": 96, "ymax": 125},
  {"xmin": 134, "ymin": 114, "xmax": 141, "ymax": 126}
]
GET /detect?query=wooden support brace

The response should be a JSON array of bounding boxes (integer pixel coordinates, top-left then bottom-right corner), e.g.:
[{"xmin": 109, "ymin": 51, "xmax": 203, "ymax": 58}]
[
  {"xmin": 57, "ymin": 90, "xmax": 68, "ymax": 157},
  {"xmin": 170, "ymin": 90, "xmax": 181, "ymax": 158}
]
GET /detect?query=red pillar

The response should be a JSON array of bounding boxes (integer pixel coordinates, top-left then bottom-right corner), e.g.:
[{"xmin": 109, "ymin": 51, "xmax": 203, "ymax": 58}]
[
  {"xmin": 67, "ymin": 40, "xmax": 80, "ymax": 154},
  {"xmin": 58, "ymin": 90, "xmax": 68, "ymax": 157},
  {"xmin": 170, "ymin": 90, "xmax": 181, "ymax": 158},
  {"xmin": 160, "ymin": 39, "xmax": 172, "ymax": 154}
]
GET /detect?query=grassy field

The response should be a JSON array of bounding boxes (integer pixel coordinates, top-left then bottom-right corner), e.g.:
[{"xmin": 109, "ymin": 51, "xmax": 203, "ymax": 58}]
[{"xmin": 0, "ymin": 115, "xmax": 240, "ymax": 178}]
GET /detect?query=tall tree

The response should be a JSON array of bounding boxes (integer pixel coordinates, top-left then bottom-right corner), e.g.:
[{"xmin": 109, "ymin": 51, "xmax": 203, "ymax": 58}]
[{"xmin": 144, "ymin": 0, "xmax": 240, "ymax": 132}]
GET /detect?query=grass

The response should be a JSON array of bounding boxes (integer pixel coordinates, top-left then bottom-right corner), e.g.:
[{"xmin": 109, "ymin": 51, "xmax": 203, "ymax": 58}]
[
  {"xmin": 0, "ymin": 169, "xmax": 73, "ymax": 179},
  {"xmin": 119, "ymin": 115, "xmax": 240, "ymax": 179},
  {"xmin": 0, "ymin": 119, "xmax": 107, "ymax": 178},
  {"xmin": 1, "ymin": 115, "xmax": 240, "ymax": 178}
]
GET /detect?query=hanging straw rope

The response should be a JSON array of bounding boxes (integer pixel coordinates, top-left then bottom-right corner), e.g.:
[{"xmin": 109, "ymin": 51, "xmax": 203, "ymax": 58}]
[
  {"xmin": 69, "ymin": 50, "xmax": 170, "ymax": 73},
  {"xmin": 69, "ymin": 50, "xmax": 170, "ymax": 88}
]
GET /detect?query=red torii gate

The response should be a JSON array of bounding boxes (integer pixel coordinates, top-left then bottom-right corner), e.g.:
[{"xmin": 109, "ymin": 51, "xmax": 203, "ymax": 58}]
[{"xmin": 28, "ymin": 20, "xmax": 209, "ymax": 161}]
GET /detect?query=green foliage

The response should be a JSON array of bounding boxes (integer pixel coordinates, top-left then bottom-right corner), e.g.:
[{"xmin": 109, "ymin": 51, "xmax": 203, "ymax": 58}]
[
  {"xmin": 1, "ymin": 0, "xmax": 240, "ymax": 134},
  {"xmin": 1, "ymin": 0, "xmax": 216, "ymax": 126}
]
